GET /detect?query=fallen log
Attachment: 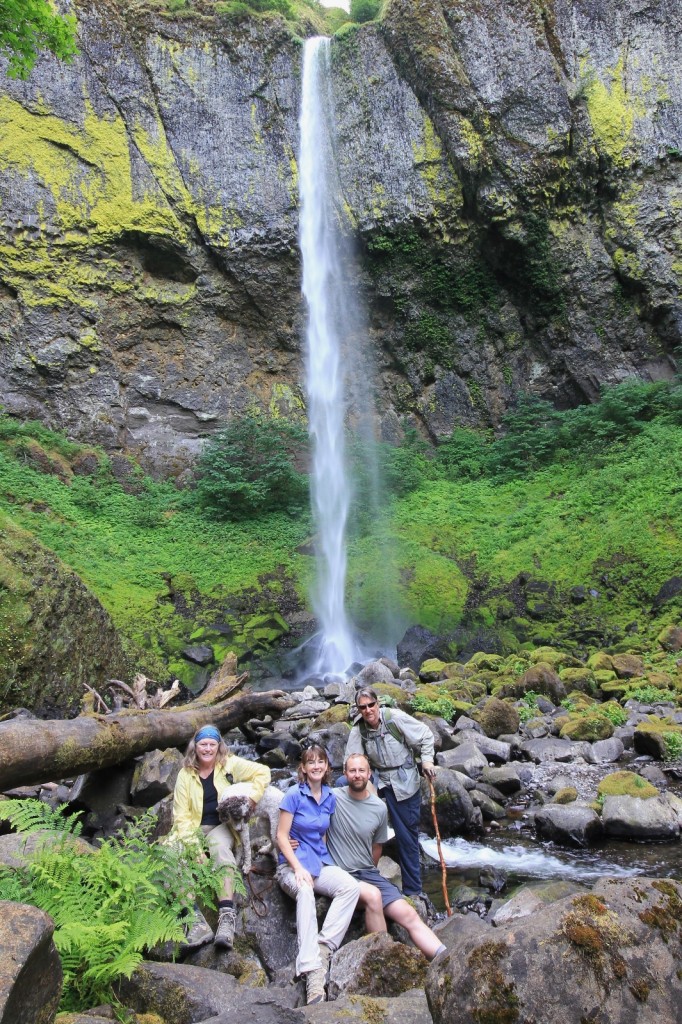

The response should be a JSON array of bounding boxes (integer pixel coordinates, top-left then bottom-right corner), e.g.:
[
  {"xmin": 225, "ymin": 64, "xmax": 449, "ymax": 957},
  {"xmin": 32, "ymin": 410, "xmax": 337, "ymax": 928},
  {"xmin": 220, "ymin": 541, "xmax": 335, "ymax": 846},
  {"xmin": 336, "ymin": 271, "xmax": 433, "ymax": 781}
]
[{"xmin": 0, "ymin": 688, "xmax": 294, "ymax": 792}]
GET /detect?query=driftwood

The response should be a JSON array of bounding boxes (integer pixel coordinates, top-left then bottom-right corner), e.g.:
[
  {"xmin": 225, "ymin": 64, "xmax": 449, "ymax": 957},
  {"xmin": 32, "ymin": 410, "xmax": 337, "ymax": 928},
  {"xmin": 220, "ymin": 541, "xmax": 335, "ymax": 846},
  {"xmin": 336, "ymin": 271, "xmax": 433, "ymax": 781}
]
[{"xmin": 0, "ymin": 655, "xmax": 293, "ymax": 791}]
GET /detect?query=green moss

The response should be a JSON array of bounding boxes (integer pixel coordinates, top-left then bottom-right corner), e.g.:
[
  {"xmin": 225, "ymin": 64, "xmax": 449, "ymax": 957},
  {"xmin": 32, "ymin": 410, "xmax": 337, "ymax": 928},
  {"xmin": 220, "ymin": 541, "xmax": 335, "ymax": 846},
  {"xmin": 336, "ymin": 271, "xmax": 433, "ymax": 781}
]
[
  {"xmin": 467, "ymin": 941, "xmax": 520, "ymax": 1024},
  {"xmin": 582, "ymin": 55, "xmax": 645, "ymax": 166},
  {"xmin": 597, "ymin": 771, "xmax": 659, "ymax": 800}
]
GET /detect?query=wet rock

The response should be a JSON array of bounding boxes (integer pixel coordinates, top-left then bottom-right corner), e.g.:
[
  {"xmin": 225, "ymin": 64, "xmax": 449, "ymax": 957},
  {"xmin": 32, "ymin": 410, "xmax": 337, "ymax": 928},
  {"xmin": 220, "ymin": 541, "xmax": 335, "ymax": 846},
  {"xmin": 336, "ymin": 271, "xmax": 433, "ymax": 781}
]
[
  {"xmin": 181, "ymin": 645, "xmax": 214, "ymax": 666},
  {"xmin": 397, "ymin": 628, "xmax": 453, "ymax": 672},
  {"xmin": 0, "ymin": 901, "xmax": 62, "ymax": 1024},
  {"xmin": 356, "ymin": 660, "xmax": 396, "ymax": 686},
  {"xmin": 456, "ymin": 732, "xmax": 511, "ymax": 764},
  {"xmin": 601, "ymin": 795, "xmax": 680, "ymax": 841},
  {"xmin": 469, "ymin": 789, "xmax": 505, "ymax": 820},
  {"xmin": 534, "ymin": 804, "xmax": 603, "ymax": 847},
  {"xmin": 589, "ymin": 737, "xmax": 625, "ymax": 763}
]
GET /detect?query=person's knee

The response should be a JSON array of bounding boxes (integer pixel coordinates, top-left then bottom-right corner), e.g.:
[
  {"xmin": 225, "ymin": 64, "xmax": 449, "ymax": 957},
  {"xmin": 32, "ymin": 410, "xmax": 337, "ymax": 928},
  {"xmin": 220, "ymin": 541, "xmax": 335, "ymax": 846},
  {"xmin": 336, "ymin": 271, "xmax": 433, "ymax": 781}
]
[{"xmin": 360, "ymin": 888, "xmax": 382, "ymax": 912}]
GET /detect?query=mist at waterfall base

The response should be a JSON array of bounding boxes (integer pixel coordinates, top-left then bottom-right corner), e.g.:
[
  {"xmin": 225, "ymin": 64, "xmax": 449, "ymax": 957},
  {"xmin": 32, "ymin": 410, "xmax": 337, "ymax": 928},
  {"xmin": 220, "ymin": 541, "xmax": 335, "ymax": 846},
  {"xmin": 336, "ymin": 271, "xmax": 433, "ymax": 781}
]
[{"xmin": 298, "ymin": 36, "xmax": 402, "ymax": 677}]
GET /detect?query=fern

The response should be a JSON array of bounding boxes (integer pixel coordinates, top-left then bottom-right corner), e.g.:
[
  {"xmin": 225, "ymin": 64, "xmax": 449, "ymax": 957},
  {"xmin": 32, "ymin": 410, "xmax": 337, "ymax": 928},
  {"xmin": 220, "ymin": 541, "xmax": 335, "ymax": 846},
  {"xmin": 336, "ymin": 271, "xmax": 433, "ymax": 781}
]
[{"xmin": 0, "ymin": 801, "xmax": 235, "ymax": 1011}]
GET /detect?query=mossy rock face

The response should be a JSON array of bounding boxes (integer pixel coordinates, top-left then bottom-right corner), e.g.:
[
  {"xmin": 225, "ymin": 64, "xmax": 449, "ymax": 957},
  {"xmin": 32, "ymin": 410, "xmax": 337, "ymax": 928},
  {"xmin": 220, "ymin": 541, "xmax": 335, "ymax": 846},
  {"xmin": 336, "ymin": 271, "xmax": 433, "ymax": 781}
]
[
  {"xmin": 597, "ymin": 771, "xmax": 659, "ymax": 800},
  {"xmin": 597, "ymin": 678, "xmax": 628, "ymax": 698},
  {"xmin": 418, "ymin": 657, "xmax": 447, "ymax": 681},
  {"xmin": 472, "ymin": 696, "xmax": 520, "ymax": 738},
  {"xmin": 560, "ymin": 713, "xmax": 614, "ymax": 742},
  {"xmin": 642, "ymin": 671, "xmax": 674, "ymax": 689},
  {"xmin": 441, "ymin": 662, "xmax": 474, "ymax": 680},
  {"xmin": 565, "ymin": 691, "xmax": 598, "ymax": 709},
  {"xmin": 0, "ymin": 517, "xmax": 130, "ymax": 716}
]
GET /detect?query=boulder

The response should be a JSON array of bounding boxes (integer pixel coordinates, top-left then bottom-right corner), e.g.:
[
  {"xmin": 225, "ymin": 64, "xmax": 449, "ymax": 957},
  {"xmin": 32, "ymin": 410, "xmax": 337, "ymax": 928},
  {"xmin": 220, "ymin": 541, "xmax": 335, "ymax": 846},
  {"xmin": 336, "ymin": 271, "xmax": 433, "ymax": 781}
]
[
  {"xmin": 117, "ymin": 959, "xmax": 304, "ymax": 1020},
  {"xmin": 657, "ymin": 624, "xmax": 682, "ymax": 652},
  {"xmin": 0, "ymin": 901, "xmax": 62, "ymax": 1024},
  {"xmin": 435, "ymin": 743, "xmax": 488, "ymax": 778},
  {"xmin": 519, "ymin": 737, "xmax": 577, "ymax": 762},
  {"xmin": 130, "ymin": 748, "xmax": 184, "ymax": 806},
  {"xmin": 457, "ymin": 732, "xmax": 511, "ymax": 764},
  {"xmin": 327, "ymin": 932, "xmax": 427, "ymax": 1000},
  {"xmin": 427, "ymin": 879, "xmax": 682, "ymax": 1024},
  {"xmin": 301, "ymin": 988, "xmax": 432, "ymax": 1024},
  {"xmin": 356, "ymin": 661, "xmax": 396, "ymax": 687},
  {"xmin": 480, "ymin": 765, "xmax": 522, "ymax": 794},
  {"xmin": 534, "ymin": 804, "xmax": 604, "ymax": 847},
  {"xmin": 589, "ymin": 737, "xmax": 625, "ymax": 763},
  {"xmin": 610, "ymin": 654, "xmax": 645, "ymax": 679},
  {"xmin": 419, "ymin": 769, "xmax": 478, "ymax": 834},
  {"xmin": 601, "ymin": 795, "xmax": 680, "ymax": 841},
  {"xmin": 472, "ymin": 697, "xmax": 520, "ymax": 738},
  {"xmin": 397, "ymin": 627, "xmax": 453, "ymax": 672}
]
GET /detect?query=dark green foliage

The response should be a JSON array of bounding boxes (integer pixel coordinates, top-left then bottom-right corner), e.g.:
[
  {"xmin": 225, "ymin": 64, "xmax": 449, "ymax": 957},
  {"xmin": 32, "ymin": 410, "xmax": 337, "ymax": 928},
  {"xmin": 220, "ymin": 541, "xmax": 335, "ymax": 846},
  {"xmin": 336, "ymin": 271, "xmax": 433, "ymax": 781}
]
[
  {"xmin": 435, "ymin": 427, "xmax": 489, "ymax": 480},
  {"xmin": 515, "ymin": 211, "xmax": 565, "ymax": 319},
  {"xmin": 381, "ymin": 425, "xmax": 433, "ymax": 497},
  {"xmin": 486, "ymin": 393, "xmax": 562, "ymax": 477},
  {"xmin": 0, "ymin": 800, "xmax": 234, "ymax": 1011},
  {"xmin": 0, "ymin": 0, "xmax": 78, "ymax": 79},
  {"xmin": 349, "ymin": 0, "xmax": 381, "ymax": 21},
  {"xmin": 195, "ymin": 414, "xmax": 309, "ymax": 520}
]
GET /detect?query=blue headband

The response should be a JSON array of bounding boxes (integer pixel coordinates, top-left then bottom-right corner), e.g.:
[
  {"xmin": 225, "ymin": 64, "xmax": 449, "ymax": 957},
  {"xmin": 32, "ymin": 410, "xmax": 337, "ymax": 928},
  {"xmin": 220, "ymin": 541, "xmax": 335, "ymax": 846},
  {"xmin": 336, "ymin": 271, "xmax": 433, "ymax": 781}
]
[{"xmin": 195, "ymin": 726, "xmax": 221, "ymax": 743}]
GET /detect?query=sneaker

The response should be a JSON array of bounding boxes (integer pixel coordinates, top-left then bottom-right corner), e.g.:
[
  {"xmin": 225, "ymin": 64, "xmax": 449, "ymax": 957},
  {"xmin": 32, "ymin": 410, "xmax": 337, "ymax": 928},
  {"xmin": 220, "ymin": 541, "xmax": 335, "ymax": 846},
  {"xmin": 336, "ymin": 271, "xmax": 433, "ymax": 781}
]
[
  {"xmin": 182, "ymin": 908, "xmax": 214, "ymax": 951},
  {"xmin": 214, "ymin": 907, "xmax": 236, "ymax": 950},
  {"xmin": 305, "ymin": 965, "xmax": 326, "ymax": 1004}
]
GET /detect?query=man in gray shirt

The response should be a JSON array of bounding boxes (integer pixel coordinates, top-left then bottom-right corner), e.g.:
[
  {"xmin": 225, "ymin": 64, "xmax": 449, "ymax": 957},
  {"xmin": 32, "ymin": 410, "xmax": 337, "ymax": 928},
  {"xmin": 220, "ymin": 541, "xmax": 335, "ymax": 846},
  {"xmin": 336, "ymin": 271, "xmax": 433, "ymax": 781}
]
[{"xmin": 326, "ymin": 753, "xmax": 447, "ymax": 960}]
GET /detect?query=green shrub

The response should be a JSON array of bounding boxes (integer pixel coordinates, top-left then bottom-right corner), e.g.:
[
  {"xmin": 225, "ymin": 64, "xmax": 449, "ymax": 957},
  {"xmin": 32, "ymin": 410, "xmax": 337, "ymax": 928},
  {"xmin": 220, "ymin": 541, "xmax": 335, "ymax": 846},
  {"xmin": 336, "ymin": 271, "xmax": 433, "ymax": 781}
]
[
  {"xmin": 517, "ymin": 690, "xmax": 540, "ymax": 722},
  {"xmin": 349, "ymin": 0, "xmax": 381, "ymax": 21},
  {"xmin": 0, "ymin": 800, "xmax": 234, "ymax": 1011},
  {"xmin": 195, "ymin": 414, "xmax": 308, "ymax": 520},
  {"xmin": 627, "ymin": 685, "xmax": 678, "ymax": 704},
  {"xmin": 435, "ymin": 427, "xmax": 489, "ymax": 480},
  {"xmin": 663, "ymin": 732, "xmax": 682, "ymax": 761},
  {"xmin": 410, "ymin": 687, "xmax": 457, "ymax": 721},
  {"xmin": 595, "ymin": 702, "xmax": 628, "ymax": 727}
]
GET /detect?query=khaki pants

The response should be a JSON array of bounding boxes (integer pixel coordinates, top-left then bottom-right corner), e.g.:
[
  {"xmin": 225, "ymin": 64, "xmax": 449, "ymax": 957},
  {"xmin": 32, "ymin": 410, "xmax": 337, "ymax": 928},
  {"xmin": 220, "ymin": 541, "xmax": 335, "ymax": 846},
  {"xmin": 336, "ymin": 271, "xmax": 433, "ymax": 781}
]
[
  {"xmin": 276, "ymin": 863, "xmax": 360, "ymax": 975},
  {"xmin": 201, "ymin": 823, "xmax": 237, "ymax": 896}
]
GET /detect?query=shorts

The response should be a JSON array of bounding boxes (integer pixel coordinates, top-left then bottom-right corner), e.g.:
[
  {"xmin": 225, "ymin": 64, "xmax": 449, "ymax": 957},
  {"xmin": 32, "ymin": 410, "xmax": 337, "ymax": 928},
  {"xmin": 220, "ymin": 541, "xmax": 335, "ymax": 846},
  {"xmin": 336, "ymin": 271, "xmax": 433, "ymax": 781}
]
[{"xmin": 351, "ymin": 867, "xmax": 402, "ymax": 908}]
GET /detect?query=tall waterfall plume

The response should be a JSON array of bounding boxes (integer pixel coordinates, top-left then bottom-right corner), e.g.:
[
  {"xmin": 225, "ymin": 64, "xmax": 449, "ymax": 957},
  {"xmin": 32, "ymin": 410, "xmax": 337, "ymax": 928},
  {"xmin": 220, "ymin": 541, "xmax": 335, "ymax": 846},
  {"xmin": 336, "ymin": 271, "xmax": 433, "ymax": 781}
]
[{"xmin": 299, "ymin": 36, "xmax": 357, "ymax": 675}]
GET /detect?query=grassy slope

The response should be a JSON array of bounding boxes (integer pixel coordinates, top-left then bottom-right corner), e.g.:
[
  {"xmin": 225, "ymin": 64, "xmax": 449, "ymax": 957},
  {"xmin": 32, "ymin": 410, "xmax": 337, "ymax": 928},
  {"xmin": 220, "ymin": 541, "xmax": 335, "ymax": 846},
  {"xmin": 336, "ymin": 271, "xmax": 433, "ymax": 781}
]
[
  {"xmin": 1, "ymin": 416, "xmax": 681, "ymax": 680},
  {"xmin": 348, "ymin": 420, "xmax": 682, "ymax": 639}
]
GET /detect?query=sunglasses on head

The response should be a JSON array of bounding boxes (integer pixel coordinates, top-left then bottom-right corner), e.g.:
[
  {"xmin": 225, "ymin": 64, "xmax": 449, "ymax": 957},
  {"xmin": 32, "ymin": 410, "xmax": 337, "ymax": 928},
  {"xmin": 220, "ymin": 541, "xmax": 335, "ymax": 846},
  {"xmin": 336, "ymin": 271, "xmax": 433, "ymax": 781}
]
[{"xmin": 357, "ymin": 700, "xmax": 378, "ymax": 710}]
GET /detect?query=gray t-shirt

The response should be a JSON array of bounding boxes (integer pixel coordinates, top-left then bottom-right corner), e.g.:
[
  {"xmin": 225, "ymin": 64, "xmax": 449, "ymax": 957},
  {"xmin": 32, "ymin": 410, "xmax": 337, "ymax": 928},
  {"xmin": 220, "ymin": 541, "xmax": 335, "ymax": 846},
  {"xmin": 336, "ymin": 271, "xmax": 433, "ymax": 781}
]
[{"xmin": 326, "ymin": 787, "xmax": 388, "ymax": 873}]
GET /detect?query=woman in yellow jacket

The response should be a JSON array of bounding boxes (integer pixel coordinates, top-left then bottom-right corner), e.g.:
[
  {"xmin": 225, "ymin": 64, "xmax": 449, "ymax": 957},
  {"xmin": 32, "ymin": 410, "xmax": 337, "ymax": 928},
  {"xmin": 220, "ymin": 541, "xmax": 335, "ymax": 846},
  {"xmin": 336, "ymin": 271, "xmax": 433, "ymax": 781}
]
[{"xmin": 170, "ymin": 724, "xmax": 270, "ymax": 950}]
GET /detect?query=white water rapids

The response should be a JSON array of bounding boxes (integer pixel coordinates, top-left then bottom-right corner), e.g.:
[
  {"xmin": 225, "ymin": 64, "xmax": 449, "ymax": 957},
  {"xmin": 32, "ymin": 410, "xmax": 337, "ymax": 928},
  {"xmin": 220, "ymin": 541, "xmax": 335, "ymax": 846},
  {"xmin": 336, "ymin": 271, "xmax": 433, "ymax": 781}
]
[{"xmin": 299, "ymin": 36, "xmax": 358, "ymax": 674}]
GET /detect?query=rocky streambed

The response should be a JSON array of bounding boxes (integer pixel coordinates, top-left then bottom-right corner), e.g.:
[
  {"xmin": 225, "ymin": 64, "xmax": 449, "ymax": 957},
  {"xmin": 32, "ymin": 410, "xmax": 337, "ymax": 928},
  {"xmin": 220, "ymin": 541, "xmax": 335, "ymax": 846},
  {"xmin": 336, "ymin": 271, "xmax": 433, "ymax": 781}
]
[{"xmin": 1, "ymin": 635, "xmax": 682, "ymax": 1023}]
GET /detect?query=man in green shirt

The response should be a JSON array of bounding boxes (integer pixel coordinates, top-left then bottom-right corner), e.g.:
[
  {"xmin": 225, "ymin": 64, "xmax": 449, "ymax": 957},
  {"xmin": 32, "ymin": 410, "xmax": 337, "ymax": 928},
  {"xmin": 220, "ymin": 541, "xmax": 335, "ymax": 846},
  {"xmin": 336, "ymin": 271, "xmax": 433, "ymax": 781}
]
[{"xmin": 326, "ymin": 753, "xmax": 447, "ymax": 961}]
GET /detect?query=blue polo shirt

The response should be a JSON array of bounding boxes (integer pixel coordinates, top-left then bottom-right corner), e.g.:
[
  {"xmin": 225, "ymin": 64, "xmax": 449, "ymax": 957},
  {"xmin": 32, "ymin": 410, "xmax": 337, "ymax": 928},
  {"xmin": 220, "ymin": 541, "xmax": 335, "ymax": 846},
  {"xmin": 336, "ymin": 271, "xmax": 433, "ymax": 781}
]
[{"xmin": 278, "ymin": 782, "xmax": 336, "ymax": 877}]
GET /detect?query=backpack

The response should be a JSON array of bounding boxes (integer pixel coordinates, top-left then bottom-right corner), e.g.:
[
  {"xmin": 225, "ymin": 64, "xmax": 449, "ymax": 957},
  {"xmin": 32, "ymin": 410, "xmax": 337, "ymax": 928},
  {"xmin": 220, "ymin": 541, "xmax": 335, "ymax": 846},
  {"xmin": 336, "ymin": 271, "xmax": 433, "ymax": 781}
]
[{"xmin": 357, "ymin": 708, "xmax": 422, "ymax": 769}]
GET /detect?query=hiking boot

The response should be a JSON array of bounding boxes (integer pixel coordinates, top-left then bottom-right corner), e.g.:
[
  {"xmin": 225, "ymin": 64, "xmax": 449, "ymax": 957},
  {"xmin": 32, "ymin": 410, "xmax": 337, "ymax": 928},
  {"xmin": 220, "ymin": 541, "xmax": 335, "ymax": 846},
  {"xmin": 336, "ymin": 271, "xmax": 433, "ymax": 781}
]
[
  {"xmin": 182, "ymin": 907, "xmax": 213, "ymax": 951},
  {"xmin": 214, "ymin": 907, "xmax": 236, "ymax": 950},
  {"xmin": 305, "ymin": 965, "xmax": 326, "ymax": 1004}
]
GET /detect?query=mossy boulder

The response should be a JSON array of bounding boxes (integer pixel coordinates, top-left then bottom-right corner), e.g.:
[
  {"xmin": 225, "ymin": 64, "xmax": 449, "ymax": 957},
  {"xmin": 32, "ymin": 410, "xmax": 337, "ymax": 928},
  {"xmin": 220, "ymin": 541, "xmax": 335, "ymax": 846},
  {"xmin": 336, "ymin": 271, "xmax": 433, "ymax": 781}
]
[
  {"xmin": 558, "ymin": 667, "xmax": 596, "ymax": 694},
  {"xmin": 587, "ymin": 651, "xmax": 614, "ymax": 672},
  {"xmin": 373, "ymin": 682, "xmax": 412, "ymax": 709},
  {"xmin": 496, "ymin": 662, "xmax": 565, "ymax": 703},
  {"xmin": 597, "ymin": 678, "xmax": 629, "ymax": 699},
  {"xmin": 597, "ymin": 771, "xmax": 659, "ymax": 800},
  {"xmin": 559, "ymin": 713, "xmax": 614, "ymax": 742},
  {"xmin": 467, "ymin": 652, "xmax": 505, "ymax": 672},
  {"xmin": 418, "ymin": 658, "xmax": 447, "ymax": 682},
  {"xmin": 553, "ymin": 787, "xmax": 578, "ymax": 804},
  {"xmin": 529, "ymin": 647, "xmax": 582, "ymax": 670},
  {"xmin": 472, "ymin": 697, "xmax": 520, "ymax": 738},
  {"xmin": 657, "ymin": 623, "xmax": 682, "ymax": 652},
  {"xmin": 634, "ymin": 718, "xmax": 682, "ymax": 760},
  {"xmin": 610, "ymin": 654, "xmax": 645, "ymax": 679},
  {"xmin": 313, "ymin": 704, "xmax": 351, "ymax": 727}
]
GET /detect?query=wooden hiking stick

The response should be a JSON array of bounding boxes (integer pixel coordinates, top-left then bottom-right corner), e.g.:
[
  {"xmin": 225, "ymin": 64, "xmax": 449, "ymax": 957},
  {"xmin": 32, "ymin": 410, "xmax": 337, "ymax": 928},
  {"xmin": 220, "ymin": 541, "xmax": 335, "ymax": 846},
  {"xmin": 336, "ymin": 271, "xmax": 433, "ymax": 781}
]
[{"xmin": 428, "ymin": 776, "xmax": 453, "ymax": 916}]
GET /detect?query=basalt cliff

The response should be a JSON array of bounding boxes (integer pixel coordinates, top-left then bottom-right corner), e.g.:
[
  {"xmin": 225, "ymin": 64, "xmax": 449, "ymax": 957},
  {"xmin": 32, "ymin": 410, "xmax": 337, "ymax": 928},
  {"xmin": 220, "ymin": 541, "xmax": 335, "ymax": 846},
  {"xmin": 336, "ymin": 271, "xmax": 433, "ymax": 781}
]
[{"xmin": 1, "ymin": 0, "xmax": 680, "ymax": 472}]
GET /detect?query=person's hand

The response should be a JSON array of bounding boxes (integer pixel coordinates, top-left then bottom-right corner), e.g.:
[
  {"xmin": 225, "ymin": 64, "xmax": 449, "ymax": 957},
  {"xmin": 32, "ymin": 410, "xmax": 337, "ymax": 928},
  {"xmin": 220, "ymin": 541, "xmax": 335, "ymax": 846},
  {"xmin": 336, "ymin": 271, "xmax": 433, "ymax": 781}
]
[
  {"xmin": 422, "ymin": 762, "xmax": 437, "ymax": 779},
  {"xmin": 294, "ymin": 865, "xmax": 314, "ymax": 888},
  {"xmin": 289, "ymin": 837, "xmax": 300, "ymax": 850}
]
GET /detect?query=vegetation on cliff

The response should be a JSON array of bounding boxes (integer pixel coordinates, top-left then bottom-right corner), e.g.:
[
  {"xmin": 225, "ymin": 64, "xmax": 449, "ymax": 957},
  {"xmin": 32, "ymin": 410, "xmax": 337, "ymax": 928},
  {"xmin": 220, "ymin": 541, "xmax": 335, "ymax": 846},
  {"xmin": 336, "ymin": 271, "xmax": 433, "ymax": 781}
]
[
  {"xmin": 0, "ymin": 0, "xmax": 78, "ymax": 79},
  {"xmin": 1, "ymin": 375, "xmax": 681, "ymax": 708}
]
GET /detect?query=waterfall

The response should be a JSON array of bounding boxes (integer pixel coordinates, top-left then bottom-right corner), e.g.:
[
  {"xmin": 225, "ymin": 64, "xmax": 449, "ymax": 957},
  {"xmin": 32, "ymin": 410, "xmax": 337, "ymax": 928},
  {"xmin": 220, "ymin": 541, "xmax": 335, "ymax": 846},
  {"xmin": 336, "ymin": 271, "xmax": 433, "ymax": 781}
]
[{"xmin": 299, "ymin": 36, "xmax": 357, "ymax": 675}]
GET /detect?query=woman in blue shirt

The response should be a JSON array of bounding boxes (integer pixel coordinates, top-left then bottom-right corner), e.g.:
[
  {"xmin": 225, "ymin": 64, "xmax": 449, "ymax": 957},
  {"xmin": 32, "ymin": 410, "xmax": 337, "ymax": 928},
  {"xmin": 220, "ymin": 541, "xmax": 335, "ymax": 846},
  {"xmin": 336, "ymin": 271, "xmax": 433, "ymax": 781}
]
[{"xmin": 276, "ymin": 742, "xmax": 360, "ymax": 1004}]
